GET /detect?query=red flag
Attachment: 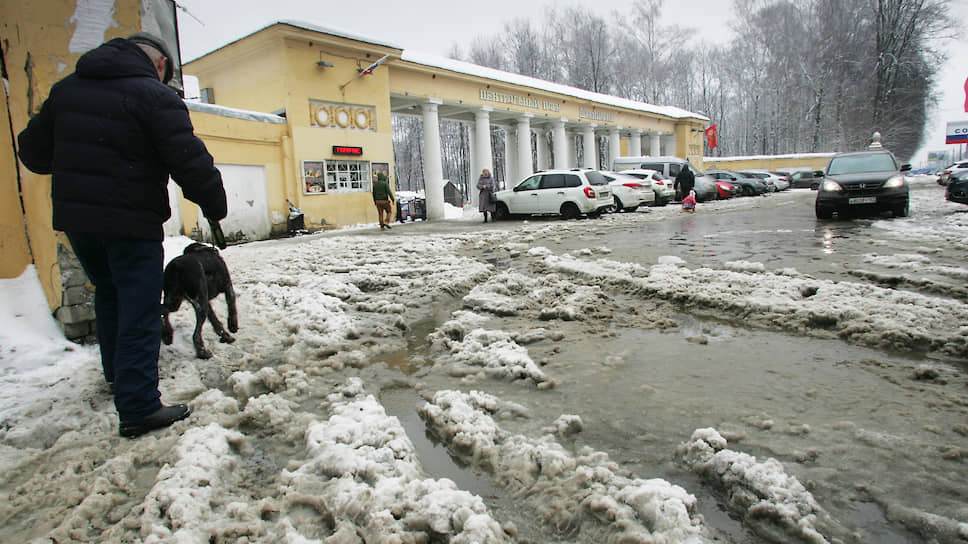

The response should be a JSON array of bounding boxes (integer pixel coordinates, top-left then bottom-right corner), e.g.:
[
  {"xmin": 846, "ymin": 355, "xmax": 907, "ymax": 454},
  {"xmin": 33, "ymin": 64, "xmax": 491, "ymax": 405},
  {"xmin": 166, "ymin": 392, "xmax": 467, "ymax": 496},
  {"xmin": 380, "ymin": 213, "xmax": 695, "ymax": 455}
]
[
  {"xmin": 964, "ymin": 76, "xmax": 968, "ymax": 113},
  {"xmin": 704, "ymin": 124, "xmax": 718, "ymax": 150}
]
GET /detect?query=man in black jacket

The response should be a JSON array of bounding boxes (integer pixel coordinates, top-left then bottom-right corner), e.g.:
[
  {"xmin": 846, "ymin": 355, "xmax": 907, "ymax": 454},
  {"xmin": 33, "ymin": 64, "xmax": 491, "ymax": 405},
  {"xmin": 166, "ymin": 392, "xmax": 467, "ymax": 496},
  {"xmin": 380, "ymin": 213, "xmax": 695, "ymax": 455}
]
[{"xmin": 17, "ymin": 33, "xmax": 227, "ymax": 438}]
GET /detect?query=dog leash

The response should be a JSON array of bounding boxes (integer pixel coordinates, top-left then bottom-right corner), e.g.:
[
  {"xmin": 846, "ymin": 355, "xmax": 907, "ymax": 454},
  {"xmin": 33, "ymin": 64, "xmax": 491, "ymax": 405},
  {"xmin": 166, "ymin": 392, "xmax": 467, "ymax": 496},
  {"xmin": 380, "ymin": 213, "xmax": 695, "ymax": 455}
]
[{"xmin": 208, "ymin": 218, "xmax": 227, "ymax": 249}]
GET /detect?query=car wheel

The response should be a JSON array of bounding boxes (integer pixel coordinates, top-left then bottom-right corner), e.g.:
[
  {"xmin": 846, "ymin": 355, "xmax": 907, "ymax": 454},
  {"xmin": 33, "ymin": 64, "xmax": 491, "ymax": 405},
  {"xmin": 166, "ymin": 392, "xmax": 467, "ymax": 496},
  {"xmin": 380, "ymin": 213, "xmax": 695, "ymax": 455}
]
[
  {"xmin": 494, "ymin": 202, "xmax": 510, "ymax": 221},
  {"xmin": 605, "ymin": 196, "xmax": 621, "ymax": 214},
  {"xmin": 894, "ymin": 201, "xmax": 909, "ymax": 218},
  {"xmin": 560, "ymin": 202, "xmax": 581, "ymax": 220},
  {"xmin": 815, "ymin": 203, "xmax": 833, "ymax": 219},
  {"xmin": 743, "ymin": 186, "xmax": 754, "ymax": 196}
]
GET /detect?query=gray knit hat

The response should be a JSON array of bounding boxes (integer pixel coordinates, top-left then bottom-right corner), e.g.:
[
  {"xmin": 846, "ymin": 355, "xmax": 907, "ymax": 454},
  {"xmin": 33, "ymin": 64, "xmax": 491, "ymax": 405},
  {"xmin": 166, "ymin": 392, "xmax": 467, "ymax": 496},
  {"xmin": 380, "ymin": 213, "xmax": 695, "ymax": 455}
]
[{"xmin": 128, "ymin": 32, "xmax": 174, "ymax": 84}]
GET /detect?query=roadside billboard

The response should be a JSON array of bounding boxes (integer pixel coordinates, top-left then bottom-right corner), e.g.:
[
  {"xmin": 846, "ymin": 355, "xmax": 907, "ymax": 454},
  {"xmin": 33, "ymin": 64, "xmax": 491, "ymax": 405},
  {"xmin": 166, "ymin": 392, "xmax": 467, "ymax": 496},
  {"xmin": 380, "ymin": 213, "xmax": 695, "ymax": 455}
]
[{"xmin": 946, "ymin": 120, "xmax": 968, "ymax": 144}]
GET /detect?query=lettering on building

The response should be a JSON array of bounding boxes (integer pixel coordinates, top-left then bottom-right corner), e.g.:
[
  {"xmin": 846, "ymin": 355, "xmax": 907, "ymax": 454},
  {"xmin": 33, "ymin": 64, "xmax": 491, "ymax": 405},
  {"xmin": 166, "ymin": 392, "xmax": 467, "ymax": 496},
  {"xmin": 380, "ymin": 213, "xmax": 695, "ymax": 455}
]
[
  {"xmin": 479, "ymin": 89, "xmax": 561, "ymax": 112},
  {"xmin": 309, "ymin": 99, "xmax": 376, "ymax": 131},
  {"xmin": 579, "ymin": 107, "xmax": 616, "ymax": 123}
]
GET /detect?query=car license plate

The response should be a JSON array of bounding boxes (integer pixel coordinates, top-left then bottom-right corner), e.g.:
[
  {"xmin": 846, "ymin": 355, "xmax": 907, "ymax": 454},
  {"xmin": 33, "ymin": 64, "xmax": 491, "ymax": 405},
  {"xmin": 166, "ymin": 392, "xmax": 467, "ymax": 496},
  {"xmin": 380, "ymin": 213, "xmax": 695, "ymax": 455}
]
[{"xmin": 849, "ymin": 196, "xmax": 876, "ymax": 205}]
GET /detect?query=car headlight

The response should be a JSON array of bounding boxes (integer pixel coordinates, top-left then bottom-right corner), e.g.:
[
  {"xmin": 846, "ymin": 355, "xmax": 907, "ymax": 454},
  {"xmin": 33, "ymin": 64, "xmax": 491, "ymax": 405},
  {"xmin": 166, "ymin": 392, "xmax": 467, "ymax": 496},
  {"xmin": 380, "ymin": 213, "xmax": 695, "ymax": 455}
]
[
  {"xmin": 883, "ymin": 175, "xmax": 905, "ymax": 188},
  {"xmin": 820, "ymin": 180, "xmax": 843, "ymax": 192}
]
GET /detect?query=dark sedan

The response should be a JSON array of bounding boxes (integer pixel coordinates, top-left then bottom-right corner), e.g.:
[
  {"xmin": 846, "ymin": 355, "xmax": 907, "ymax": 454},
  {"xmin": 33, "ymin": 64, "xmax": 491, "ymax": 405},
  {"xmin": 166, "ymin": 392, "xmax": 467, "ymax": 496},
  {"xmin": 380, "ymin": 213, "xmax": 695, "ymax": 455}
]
[
  {"xmin": 946, "ymin": 171, "xmax": 968, "ymax": 205},
  {"xmin": 815, "ymin": 150, "xmax": 910, "ymax": 219}
]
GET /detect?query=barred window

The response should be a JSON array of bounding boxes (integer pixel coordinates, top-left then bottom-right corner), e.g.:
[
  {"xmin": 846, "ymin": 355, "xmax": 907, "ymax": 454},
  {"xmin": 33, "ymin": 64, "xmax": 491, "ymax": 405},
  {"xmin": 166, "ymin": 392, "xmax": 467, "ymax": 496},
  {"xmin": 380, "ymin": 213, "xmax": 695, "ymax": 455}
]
[{"xmin": 324, "ymin": 160, "xmax": 371, "ymax": 193}]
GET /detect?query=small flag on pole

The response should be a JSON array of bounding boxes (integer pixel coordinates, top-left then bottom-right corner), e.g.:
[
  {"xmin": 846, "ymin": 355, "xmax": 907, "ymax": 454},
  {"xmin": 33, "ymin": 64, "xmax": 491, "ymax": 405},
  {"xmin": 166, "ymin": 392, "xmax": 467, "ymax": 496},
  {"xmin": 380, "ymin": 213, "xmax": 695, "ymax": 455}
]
[{"xmin": 704, "ymin": 124, "xmax": 718, "ymax": 150}]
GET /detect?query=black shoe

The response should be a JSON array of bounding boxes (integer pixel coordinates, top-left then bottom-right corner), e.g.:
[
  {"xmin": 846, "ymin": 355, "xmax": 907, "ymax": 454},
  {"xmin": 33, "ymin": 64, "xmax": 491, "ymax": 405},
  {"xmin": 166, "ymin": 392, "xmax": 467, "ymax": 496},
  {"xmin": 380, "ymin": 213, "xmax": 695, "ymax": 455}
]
[
  {"xmin": 119, "ymin": 404, "xmax": 191, "ymax": 438},
  {"xmin": 384, "ymin": 223, "xmax": 391, "ymax": 229}
]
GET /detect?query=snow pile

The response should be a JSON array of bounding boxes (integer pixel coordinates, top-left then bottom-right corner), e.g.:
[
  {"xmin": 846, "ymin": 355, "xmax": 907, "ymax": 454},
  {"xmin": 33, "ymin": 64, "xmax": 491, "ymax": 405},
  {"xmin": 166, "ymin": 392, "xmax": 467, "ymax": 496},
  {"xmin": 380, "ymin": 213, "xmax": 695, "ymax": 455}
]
[
  {"xmin": 0, "ymin": 266, "xmax": 104, "ymax": 448},
  {"xmin": 419, "ymin": 389, "xmax": 714, "ymax": 543},
  {"xmin": 462, "ymin": 269, "xmax": 609, "ymax": 321},
  {"xmin": 140, "ymin": 424, "xmax": 247, "ymax": 543},
  {"xmin": 427, "ymin": 310, "xmax": 552, "ymax": 387},
  {"xmin": 676, "ymin": 428, "xmax": 832, "ymax": 544},
  {"xmin": 280, "ymin": 378, "xmax": 510, "ymax": 543},
  {"xmin": 544, "ymin": 254, "xmax": 968, "ymax": 358}
]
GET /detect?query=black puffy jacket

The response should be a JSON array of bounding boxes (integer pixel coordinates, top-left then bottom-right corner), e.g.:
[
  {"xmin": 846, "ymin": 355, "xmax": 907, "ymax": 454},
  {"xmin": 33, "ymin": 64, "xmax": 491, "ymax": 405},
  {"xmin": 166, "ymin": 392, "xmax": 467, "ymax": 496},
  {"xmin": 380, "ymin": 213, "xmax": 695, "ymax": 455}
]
[{"xmin": 17, "ymin": 38, "xmax": 226, "ymax": 240}]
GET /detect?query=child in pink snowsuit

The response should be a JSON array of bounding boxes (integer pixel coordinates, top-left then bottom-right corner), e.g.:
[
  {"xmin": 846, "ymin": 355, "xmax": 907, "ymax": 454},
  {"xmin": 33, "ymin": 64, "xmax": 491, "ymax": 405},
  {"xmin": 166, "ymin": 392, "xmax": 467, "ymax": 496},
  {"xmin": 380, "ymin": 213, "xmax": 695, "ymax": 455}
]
[{"xmin": 681, "ymin": 189, "xmax": 697, "ymax": 213}]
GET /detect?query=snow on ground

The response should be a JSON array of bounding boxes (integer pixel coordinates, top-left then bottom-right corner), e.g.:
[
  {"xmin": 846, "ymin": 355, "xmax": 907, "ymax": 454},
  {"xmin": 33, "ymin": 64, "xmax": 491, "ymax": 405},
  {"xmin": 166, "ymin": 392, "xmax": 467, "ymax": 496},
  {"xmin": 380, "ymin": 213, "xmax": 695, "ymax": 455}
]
[
  {"xmin": 419, "ymin": 388, "xmax": 713, "ymax": 543},
  {"xmin": 542, "ymin": 251, "xmax": 968, "ymax": 358},
  {"xmin": 2, "ymin": 185, "xmax": 967, "ymax": 542}
]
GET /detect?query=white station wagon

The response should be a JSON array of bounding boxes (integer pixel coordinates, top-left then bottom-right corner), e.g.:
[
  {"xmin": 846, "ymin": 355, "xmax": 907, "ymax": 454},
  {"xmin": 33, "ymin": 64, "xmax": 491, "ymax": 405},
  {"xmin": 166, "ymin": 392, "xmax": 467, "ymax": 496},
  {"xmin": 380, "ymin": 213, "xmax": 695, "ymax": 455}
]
[{"xmin": 493, "ymin": 169, "xmax": 612, "ymax": 220}]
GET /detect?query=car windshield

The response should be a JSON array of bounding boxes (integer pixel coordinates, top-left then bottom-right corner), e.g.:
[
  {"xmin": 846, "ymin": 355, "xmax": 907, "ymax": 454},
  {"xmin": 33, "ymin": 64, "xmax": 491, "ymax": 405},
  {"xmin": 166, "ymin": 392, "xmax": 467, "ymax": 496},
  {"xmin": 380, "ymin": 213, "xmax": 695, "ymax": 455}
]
[
  {"xmin": 827, "ymin": 153, "xmax": 898, "ymax": 175},
  {"xmin": 584, "ymin": 171, "xmax": 608, "ymax": 186}
]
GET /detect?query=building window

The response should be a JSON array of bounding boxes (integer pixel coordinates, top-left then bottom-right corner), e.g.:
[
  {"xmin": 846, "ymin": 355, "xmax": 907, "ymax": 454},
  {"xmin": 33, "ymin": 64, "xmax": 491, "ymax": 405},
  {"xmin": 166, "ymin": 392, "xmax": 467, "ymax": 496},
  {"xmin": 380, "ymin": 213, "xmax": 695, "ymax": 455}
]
[{"xmin": 325, "ymin": 160, "xmax": 371, "ymax": 193}]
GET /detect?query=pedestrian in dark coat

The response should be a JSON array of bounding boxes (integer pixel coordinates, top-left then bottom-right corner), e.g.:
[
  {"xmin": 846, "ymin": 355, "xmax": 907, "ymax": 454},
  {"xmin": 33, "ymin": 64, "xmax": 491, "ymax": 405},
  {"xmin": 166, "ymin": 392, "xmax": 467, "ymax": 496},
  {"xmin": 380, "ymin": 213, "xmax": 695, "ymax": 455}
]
[
  {"xmin": 17, "ymin": 33, "xmax": 227, "ymax": 438},
  {"xmin": 477, "ymin": 169, "xmax": 497, "ymax": 222},
  {"xmin": 674, "ymin": 166, "xmax": 695, "ymax": 202}
]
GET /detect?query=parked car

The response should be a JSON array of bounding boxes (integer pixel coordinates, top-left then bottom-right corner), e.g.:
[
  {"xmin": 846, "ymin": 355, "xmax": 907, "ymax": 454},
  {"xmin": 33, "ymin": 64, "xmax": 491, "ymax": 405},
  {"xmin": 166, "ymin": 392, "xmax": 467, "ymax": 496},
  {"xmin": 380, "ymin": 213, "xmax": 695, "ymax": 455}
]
[
  {"xmin": 492, "ymin": 169, "xmax": 612, "ymax": 220},
  {"xmin": 777, "ymin": 167, "xmax": 823, "ymax": 190},
  {"xmin": 938, "ymin": 161, "xmax": 968, "ymax": 186},
  {"xmin": 617, "ymin": 168, "xmax": 674, "ymax": 206},
  {"xmin": 714, "ymin": 181, "xmax": 741, "ymax": 199},
  {"xmin": 601, "ymin": 171, "xmax": 655, "ymax": 212},
  {"xmin": 815, "ymin": 150, "xmax": 911, "ymax": 219},
  {"xmin": 945, "ymin": 170, "xmax": 968, "ymax": 205},
  {"xmin": 705, "ymin": 170, "xmax": 768, "ymax": 196},
  {"xmin": 739, "ymin": 169, "xmax": 789, "ymax": 191},
  {"xmin": 691, "ymin": 171, "xmax": 721, "ymax": 202}
]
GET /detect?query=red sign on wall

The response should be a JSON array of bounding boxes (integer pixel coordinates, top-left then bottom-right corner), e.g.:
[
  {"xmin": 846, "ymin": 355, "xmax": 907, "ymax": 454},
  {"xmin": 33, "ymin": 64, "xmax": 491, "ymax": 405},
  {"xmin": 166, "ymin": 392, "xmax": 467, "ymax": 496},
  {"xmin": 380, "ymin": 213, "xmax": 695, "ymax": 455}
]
[{"xmin": 333, "ymin": 145, "xmax": 363, "ymax": 155}]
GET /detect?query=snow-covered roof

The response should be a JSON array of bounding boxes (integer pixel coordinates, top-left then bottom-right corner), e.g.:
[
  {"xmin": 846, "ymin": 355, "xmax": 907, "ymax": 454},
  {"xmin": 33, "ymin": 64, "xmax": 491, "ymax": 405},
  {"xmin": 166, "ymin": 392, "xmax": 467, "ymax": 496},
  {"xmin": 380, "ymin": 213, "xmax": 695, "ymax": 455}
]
[
  {"xmin": 704, "ymin": 152, "xmax": 836, "ymax": 162},
  {"xmin": 276, "ymin": 19, "xmax": 404, "ymax": 50},
  {"xmin": 185, "ymin": 101, "xmax": 287, "ymax": 124},
  {"xmin": 399, "ymin": 50, "xmax": 709, "ymax": 122}
]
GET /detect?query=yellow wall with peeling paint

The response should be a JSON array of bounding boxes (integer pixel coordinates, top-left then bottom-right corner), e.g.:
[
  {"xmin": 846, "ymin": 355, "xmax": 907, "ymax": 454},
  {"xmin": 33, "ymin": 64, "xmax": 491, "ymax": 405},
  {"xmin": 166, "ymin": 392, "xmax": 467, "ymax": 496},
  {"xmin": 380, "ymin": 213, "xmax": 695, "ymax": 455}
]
[{"xmin": 1, "ymin": 2, "xmax": 144, "ymax": 308}]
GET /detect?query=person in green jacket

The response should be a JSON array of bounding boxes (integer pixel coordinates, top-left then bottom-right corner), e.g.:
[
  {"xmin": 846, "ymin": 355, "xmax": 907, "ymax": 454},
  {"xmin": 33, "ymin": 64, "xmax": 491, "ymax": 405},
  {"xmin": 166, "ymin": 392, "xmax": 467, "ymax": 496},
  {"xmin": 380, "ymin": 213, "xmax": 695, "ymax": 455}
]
[{"xmin": 372, "ymin": 172, "xmax": 395, "ymax": 230}]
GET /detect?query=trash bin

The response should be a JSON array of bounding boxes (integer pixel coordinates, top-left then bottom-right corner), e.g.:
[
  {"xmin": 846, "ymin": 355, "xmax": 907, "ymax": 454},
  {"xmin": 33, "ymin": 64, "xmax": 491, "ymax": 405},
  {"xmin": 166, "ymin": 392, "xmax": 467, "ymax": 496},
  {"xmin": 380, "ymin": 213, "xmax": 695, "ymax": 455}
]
[{"xmin": 287, "ymin": 200, "xmax": 305, "ymax": 233}]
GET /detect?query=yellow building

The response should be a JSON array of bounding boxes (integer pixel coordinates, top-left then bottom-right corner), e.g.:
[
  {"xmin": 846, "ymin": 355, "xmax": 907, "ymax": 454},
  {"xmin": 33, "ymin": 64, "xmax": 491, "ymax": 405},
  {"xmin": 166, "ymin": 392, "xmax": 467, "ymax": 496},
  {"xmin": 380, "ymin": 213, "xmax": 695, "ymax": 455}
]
[{"xmin": 185, "ymin": 20, "xmax": 712, "ymax": 228}]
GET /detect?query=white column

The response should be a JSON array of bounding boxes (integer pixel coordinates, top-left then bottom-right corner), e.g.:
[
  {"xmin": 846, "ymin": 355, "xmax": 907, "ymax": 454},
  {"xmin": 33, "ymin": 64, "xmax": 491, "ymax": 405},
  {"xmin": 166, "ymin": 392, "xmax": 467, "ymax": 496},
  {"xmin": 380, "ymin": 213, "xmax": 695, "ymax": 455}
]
[
  {"xmin": 516, "ymin": 114, "xmax": 533, "ymax": 181},
  {"xmin": 629, "ymin": 129, "xmax": 642, "ymax": 156},
  {"xmin": 503, "ymin": 126, "xmax": 516, "ymax": 188},
  {"xmin": 473, "ymin": 107, "xmax": 493, "ymax": 205},
  {"xmin": 421, "ymin": 100, "xmax": 445, "ymax": 221},
  {"xmin": 582, "ymin": 124, "xmax": 597, "ymax": 169},
  {"xmin": 553, "ymin": 118, "xmax": 568, "ymax": 169},
  {"xmin": 468, "ymin": 123, "xmax": 477, "ymax": 208},
  {"xmin": 662, "ymin": 133, "xmax": 676, "ymax": 156},
  {"xmin": 608, "ymin": 126, "xmax": 621, "ymax": 170},
  {"xmin": 536, "ymin": 128, "xmax": 550, "ymax": 171},
  {"xmin": 650, "ymin": 132, "xmax": 661, "ymax": 156}
]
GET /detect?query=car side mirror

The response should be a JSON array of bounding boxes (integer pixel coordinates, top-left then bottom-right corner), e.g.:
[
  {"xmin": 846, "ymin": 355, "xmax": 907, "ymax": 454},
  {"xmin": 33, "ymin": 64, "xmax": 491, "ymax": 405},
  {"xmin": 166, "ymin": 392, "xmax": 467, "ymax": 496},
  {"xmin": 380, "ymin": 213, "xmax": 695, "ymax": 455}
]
[
  {"xmin": 814, "ymin": 170, "xmax": 824, "ymax": 178},
  {"xmin": 900, "ymin": 164, "xmax": 911, "ymax": 172}
]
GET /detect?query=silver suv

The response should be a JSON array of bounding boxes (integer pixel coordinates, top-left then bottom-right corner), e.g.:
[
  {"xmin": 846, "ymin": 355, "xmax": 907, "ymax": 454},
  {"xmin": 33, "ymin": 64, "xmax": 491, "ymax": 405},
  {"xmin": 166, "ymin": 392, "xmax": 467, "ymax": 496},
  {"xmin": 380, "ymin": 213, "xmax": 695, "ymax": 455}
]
[{"xmin": 493, "ymin": 169, "xmax": 612, "ymax": 220}]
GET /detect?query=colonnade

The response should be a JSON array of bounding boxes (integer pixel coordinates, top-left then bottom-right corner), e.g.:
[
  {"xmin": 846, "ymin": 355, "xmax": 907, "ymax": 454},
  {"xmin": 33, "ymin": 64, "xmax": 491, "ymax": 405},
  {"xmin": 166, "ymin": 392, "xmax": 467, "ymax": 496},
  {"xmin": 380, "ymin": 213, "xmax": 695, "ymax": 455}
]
[{"xmin": 418, "ymin": 104, "xmax": 677, "ymax": 219}]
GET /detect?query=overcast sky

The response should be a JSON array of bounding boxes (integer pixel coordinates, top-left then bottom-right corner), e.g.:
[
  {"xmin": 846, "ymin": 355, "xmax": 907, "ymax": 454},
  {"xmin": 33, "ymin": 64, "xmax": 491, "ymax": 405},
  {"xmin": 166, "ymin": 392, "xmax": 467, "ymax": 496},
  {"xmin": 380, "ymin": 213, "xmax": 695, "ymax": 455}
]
[{"xmin": 174, "ymin": 0, "xmax": 966, "ymax": 164}]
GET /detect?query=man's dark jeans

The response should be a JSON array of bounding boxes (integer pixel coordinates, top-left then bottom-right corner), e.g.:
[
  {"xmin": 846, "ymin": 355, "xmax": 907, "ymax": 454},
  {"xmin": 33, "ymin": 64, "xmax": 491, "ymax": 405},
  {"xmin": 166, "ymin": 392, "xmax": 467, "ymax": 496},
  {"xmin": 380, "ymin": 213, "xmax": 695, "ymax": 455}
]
[{"xmin": 66, "ymin": 233, "xmax": 164, "ymax": 421}]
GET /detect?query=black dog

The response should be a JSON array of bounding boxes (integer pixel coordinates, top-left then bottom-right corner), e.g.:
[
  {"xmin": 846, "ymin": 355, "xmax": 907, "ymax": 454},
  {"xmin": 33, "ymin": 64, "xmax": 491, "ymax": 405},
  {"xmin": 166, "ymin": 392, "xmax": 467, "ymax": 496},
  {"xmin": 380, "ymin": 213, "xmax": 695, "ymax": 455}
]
[{"xmin": 161, "ymin": 243, "xmax": 238, "ymax": 359}]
